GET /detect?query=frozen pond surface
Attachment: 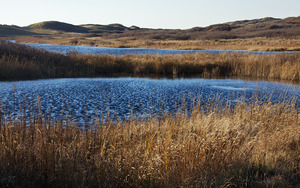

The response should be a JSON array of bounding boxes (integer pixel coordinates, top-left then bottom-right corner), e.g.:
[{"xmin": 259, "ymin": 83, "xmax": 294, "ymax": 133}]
[
  {"xmin": 20, "ymin": 42, "xmax": 290, "ymax": 56},
  {"xmin": 0, "ymin": 78, "xmax": 299, "ymax": 125}
]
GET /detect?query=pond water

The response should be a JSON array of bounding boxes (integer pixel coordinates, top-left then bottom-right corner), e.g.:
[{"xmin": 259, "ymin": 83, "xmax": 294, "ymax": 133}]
[
  {"xmin": 20, "ymin": 42, "xmax": 289, "ymax": 56},
  {"xmin": 0, "ymin": 78, "xmax": 299, "ymax": 125}
]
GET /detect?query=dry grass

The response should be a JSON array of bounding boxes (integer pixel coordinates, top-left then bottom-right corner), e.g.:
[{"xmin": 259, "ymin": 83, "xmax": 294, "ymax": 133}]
[
  {"xmin": 0, "ymin": 40, "xmax": 95, "ymax": 80},
  {"xmin": 72, "ymin": 52, "xmax": 300, "ymax": 81},
  {"xmin": 0, "ymin": 40, "xmax": 299, "ymax": 187},
  {"xmin": 0, "ymin": 98, "xmax": 299, "ymax": 187},
  {"xmin": 1, "ymin": 40, "xmax": 300, "ymax": 82},
  {"xmin": 5, "ymin": 35, "xmax": 300, "ymax": 51}
]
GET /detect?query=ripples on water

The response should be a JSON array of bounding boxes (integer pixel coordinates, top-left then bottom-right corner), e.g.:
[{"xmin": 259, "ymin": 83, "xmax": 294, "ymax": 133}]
[{"xmin": 0, "ymin": 78, "xmax": 299, "ymax": 126}]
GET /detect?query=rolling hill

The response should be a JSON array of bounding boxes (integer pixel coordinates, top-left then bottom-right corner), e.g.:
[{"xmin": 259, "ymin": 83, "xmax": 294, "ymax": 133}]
[
  {"xmin": 0, "ymin": 25, "xmax": 37, "ymax": 36},
  {"xmin": 25, "ymin": 21, "xmax": 141, "ymax": 34},
  {"xmin": 80, "ymin": 23, "xmax": 141, "ymax": 33},
  {"xmin": 27, "ymin": 21, "xmax": 90, "ymax": 33},
  {"xmin": 181, "ymin": 16, "xmax": 300, "ymax": 39},
  {"xmin": 1, "ymin": 16, "xmax": 299, "ymax": 39}
]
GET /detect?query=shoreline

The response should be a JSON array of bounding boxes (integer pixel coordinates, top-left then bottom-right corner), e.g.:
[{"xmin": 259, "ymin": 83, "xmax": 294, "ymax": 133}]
[
  {"xmin": 0, "ymin": 39, "xmax": 299, "ymax": 187},
  {"xmin": 2, "ymin": 35, "xmax": 300, "ymax": 52},
  {"xmin": 1, "ymin": 40, "xmax": 300, "ymax": 82},
  {"xmin": 0, "ymin": 99, "xmax": 299, "ymax": 187}
]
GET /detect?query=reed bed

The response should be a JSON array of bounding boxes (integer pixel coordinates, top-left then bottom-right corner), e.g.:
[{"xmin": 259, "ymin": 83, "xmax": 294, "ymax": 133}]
[
  {"xmin": 1, "ymin": 40, "xmax": 300, "ymax": 82},
  {"xmin": 74, "ymin": 52, "xmax": 300, "ymax": 81},
  {"xmin": 0, "ymin": 98, "xmax": 299, "ymax": 187},
  {"xmin": 7, "ymin": 35, "xmax": 300, "ymax": 51},
  {"xmin": 0, "ymin": 40, "xmax": 96, "ymax": 80}
]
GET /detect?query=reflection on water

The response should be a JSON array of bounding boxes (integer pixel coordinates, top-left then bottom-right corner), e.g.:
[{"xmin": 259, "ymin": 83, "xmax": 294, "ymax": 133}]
[
  {"xmin": 0, "ymin": 77, "xmax": 299, "ymax": 125},
  {"xmin": 211, "ymin": 85, "xmax": 249, "ymax": 91}
]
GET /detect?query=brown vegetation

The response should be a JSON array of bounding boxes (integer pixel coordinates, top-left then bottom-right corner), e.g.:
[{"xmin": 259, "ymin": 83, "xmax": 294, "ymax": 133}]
[
  {"xmin": 0, "ymin": 98, "xmax": 299, "ymax": 187},
  {"xmin": 2, "ymin": 16, "xmax": 300, "ymax": 39},
  {"xmin": 0, "ymin": 40, "xmax": 300, "ymax": 82},
  {"xmin": 1, "ymin": 16, "xmax": 300, "ymax": 51},
  {"xmin": 73, "ymin": 52, "xmax": 300, "ymax": 81},
  {"xmin": 7, "ymin": 36, "xmax": 300, "ymax": 51},
  {"xmin": 0, "ymin": 16, "xmax": 299, "ymax": 187},
  {"xmin": 0, "ymin": 41, "xmax": 98, "ymax": 80}
]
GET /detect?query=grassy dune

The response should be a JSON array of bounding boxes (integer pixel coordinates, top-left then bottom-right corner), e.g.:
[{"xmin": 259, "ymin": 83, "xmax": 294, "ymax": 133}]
[
  {"xmin": 0, "ymin": 25, "xmax": 37, "ymax": 37},
  {"xmin": 0, "ymin": 40, "xmax": 300, "ymax": 81},
  {"xmin": 2, "ymin": 16, "xmax": 300, "ymax": 48},
  {"xmin": 2, "ymin": 17, "xmax": 299, "ymax": 51},
  {"xmin": 28, "ymin": 21, "xmax": 90, "ymax": 33},
  {"xmin": 0, "ymin": 99, "xmax": 299, "ymax": 187}
]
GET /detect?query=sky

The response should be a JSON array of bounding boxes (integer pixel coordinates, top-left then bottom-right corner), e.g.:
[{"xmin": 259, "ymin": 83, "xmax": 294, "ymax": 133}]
[{"xmin": 1, "ymin": 0, "xmax": 299, "ymax": 29}]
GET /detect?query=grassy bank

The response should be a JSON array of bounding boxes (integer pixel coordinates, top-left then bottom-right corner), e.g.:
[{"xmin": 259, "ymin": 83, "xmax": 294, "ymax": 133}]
[
  {"xmin": 0, "ymin": 41, "xmax": 95, "ymax": 80},
  {"xmin": 6, "ymin": 36, "xmax": 300, "ymax": 51},
  {"xmin": 0, "ymin": 99, "xmax": 299, "ymax": 187},
  {"xmin": 1, "ymin": 40, "xmax": 300, "ymax": 81},
  {"xmin": 0, "ymin": 40, "xmax": 299, "ymax": 187},
  {"xmin": 73, "ymin": 51, "xmax": 300, "ymax": 81}
]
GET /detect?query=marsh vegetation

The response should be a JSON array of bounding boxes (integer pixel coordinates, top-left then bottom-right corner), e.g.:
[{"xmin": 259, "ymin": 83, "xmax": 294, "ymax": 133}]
[
  {"xmin": 0, "ymin": 97, "xmax": 299, "ymax": 187},
  {"xmin": 1, "ymin": 40, "xmax": 300, "ymax": 81},
  {"xmin": 0, "ymin": 17, "xmax": 299, "ymax": 186}
]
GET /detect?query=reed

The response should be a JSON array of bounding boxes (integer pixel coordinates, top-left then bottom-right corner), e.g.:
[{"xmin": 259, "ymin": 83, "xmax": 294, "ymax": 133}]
[
  {"xmin": 1, "ymin": 40, "xmax": 300, "ymax": 82},
  {"xmin": 0, "ymin": 97, "xmax": 299, "ymax": 187},
  {"xmin": 0, "ymin": 40, "xmax": 95, "ymax": 80},
  {"xmin": 73, "ymin": 52, "xmax": 300, "ymax": 81},
  {"xmin": 7, "ymin": 35, "xmax": 300, "ymax": 51}
]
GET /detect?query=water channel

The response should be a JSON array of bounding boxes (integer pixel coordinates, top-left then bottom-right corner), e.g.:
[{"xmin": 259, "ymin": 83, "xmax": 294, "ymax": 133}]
[
  {"xmin": 0, "ymin": 78, "xmax": 299, "ymax": 125},
  {"xmin": 0, "ymin": 42, "xmax": 298, "ymax": 125},
  {"xmin": 19, "ymin": 41, "xmax": 290, "ymax": 56}
]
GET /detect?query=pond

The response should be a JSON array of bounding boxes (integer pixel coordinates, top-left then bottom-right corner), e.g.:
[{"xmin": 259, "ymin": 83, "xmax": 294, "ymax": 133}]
[{"xmin": 0, "ymin": 77, "xmax": 299, "ymax": 125}]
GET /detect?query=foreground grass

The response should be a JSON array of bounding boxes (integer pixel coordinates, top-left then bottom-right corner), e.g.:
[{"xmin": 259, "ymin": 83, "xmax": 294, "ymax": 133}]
[
  {"xmin": 1, "ymin": 40, "xmax": 300, "ymax": 82},
  {"xmin": 0, "ymin": 100, "xmax": 299, "ymax": 187}
]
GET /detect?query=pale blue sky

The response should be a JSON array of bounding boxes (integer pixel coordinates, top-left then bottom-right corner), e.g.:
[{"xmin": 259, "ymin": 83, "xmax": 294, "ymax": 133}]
[{"xmin": 1, "ymin": 0, "xmax": 299, "ymax": 29}]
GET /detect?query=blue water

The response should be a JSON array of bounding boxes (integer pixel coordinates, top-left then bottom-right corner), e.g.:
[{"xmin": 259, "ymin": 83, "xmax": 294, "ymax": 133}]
[
  {"xmin": 0, "ymin": 78, "xmax": 299, "ymax": 125},
  {"xmin": 20, "ymin": 42, "xmax": 291, "ymax": 56}
]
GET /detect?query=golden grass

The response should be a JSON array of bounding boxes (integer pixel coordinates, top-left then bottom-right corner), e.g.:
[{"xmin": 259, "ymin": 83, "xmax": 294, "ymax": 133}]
[
  {"xmin": 1, "ymin": 40, "xmax": 300, "ymax": 82},
  {"xmin": 0, "ymin": 99, "xmax": 299, "ymax": 187},
  {"xmin": 5, "ymin": 35, "xmax": 300, "ymax": 51},
  {"xmin": 73, "ymin": 52, "xmax": 300, "ymax": 81}
]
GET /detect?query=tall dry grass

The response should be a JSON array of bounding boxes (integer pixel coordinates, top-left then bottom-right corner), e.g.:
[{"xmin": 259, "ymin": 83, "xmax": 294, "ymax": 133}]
[
  {"xmin": 6, "ymin": 35, "xmax": 300, "ymax": 51},
  {"xmin": 1, "ymin": 40, "xmax": 300, "ymax": 81},
  {"xmin": 72, "ymin": 52, "xmax": 300, "ymax": 81},
  {"xmin": 0, "ymin": 99, "xmax": 299, "ymax": 187},
  {"xmin": 0, "ymin": 40, "xmax": 95, "ymax": 80}
]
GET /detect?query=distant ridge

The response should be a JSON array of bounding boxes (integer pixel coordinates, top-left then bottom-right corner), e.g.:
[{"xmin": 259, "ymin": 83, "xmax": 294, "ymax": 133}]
[
  {"xmin": 1, "ymin": 16, "xmax": 299, "ymax": 38},
  {"xmin": 187, "ymin": 16, "xmax": 300, "ymax": 37},
  {"xmin": 26, "ymin": 21, "xmax": 141, "ymax": 34},
  {"xmin": 28, "ymin": 21, "xmax": 90, "ymax": 33},
  {"xmin": 80, "ymin": 23, "xmax": 142, "ymax": 33},
  {"xmin": 0, "ymin": 25, "xmax": 37, "ymax": 36}
]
